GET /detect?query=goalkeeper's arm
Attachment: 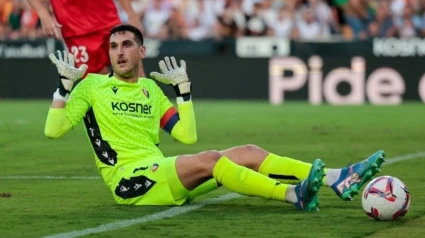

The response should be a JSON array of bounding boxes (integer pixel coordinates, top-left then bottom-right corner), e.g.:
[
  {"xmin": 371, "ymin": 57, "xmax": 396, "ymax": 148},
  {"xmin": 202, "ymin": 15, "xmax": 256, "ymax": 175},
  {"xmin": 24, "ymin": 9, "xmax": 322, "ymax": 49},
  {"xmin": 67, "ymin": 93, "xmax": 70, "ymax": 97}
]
[
  {"xmin": 160, "ymin": 99, "xmax": 197, "ymax": 144},
  {"xmin": 152, "ymin": 57, "xmax": 197, "ymax": 144},
  {"xmin": 44, "ymin": 51, "xmax": 89, "ymax": 139}
]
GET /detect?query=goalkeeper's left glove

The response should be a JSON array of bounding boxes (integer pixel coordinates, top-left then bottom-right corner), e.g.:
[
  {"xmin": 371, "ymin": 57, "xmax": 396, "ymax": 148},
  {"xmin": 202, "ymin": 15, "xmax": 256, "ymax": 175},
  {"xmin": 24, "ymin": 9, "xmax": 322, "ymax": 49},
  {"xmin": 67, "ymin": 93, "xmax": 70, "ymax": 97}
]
[
  {"xmin": 49, "ymin": 50, "xmax": 88, "ymax": 101},
  {"xmin": 150, "ymin": 56, "xmax": 191, "ymax": 100}
]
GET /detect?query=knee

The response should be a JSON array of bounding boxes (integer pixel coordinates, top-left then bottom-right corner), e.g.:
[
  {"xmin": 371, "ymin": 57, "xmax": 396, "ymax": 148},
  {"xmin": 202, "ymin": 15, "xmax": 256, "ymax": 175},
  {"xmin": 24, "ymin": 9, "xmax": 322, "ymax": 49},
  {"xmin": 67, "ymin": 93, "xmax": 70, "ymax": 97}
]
[
  {"xmin": 241, "ymin": 144, "xmax": 262, "ymax": 153},
  {"xmin": 200, "ymin": 150, "xmax": 222, "ymax": 163},
  {"xmin": 198, "ymin": 150, "xmax": 222, "ymax": 173}
]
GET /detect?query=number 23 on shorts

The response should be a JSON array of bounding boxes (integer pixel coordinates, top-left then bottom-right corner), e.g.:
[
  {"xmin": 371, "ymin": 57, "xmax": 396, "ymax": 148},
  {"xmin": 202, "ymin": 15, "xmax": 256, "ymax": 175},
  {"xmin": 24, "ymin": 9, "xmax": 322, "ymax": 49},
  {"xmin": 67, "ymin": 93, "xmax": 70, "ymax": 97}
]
[{"xmin": 70, "ymin": 45, "xmax": 89, "ymax": 63}]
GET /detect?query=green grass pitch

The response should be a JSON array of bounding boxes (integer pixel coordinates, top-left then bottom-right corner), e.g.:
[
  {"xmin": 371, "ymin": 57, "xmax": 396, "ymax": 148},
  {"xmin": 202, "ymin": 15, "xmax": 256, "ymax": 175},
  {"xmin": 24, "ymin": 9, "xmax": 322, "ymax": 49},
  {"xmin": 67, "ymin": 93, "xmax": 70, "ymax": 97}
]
[{"xmin": 1, "ymin": 100, "xmax": 425, "ymax": 238}]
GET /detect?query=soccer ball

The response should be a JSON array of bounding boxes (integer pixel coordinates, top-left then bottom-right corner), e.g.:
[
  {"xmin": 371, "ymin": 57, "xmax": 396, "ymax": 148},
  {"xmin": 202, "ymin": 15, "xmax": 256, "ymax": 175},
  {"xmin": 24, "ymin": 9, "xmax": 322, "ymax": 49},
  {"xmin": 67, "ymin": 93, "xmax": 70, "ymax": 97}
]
[{"xmin": 361, "ymin": 176, "xmax": 410, "ymax": 221}]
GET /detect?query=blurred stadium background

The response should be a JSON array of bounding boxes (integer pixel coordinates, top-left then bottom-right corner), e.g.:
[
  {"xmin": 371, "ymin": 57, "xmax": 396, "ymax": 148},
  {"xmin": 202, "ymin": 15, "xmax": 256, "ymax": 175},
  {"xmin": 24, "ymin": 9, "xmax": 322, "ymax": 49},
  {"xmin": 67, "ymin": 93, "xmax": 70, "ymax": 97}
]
[
  {"xmin": 1, "ymin": 0, "xmax": 425, "ymax": 103},
  {"xmin": 1, "ymin": 0, "xmax": 425, "ymax": 237}
]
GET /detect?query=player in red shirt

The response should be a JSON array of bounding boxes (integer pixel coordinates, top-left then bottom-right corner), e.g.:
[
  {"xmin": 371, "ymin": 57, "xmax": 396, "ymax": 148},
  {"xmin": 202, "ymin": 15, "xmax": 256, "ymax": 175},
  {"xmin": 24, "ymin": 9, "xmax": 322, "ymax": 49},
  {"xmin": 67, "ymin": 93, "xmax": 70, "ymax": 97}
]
[{"xmin": 28, "ymin": 0, "xmax": 145, "ymax": 77}]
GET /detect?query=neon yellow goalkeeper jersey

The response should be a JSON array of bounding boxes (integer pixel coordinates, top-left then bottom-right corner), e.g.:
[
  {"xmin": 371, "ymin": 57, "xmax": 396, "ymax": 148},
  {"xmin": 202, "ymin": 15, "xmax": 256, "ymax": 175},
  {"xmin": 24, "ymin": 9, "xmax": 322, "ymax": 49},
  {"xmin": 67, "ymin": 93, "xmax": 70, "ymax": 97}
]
[{"xmin": 45, "ymin": 74, "xmax": 197, "ymax": 182}]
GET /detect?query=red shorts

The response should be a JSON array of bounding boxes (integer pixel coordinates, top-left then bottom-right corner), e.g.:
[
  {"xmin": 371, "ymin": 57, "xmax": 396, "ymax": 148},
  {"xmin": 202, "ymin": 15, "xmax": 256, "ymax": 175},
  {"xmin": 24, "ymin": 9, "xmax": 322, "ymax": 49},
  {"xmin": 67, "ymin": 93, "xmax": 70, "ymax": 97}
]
[{"xmin": 64, "ymin": 28, "xmax": 111, "ymax": 76}]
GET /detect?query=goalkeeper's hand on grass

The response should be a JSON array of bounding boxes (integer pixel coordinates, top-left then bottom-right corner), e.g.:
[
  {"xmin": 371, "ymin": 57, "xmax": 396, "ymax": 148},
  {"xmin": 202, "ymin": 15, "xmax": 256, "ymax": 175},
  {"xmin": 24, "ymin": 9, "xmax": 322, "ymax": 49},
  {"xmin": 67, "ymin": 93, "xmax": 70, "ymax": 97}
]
[
  {"xmin": 49, "ymin": 50, "xmax": 88, "ymax": 101},
  {"xmin": 150, "ymin": 56, "xmax": 191, "ymax": 99}
]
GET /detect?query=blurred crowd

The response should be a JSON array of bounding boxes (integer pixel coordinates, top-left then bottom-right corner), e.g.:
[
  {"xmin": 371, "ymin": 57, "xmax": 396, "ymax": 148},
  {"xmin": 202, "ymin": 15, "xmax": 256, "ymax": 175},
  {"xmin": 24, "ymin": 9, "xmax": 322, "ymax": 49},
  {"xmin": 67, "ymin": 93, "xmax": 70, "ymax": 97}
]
[{"xmin": 1, "ymin": 0, "xmax": 425, "ymax": 41}]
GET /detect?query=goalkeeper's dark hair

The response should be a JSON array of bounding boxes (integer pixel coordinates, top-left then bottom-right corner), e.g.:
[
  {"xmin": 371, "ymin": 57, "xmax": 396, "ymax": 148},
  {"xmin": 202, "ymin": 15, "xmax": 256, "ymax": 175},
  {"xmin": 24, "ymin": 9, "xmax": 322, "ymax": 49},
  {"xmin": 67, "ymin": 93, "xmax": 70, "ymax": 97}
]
[{"xmin": 110, "ymin": 24, "xmax": 144, "ymax": 46}]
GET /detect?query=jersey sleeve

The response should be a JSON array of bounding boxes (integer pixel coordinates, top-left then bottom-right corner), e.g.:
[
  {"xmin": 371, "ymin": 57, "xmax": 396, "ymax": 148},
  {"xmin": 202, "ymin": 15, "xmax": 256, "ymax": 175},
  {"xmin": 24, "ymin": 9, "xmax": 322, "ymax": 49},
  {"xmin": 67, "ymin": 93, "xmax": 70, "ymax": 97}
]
[
  {"xmin": 44, "ymin": 77, "xmax": 94, "ymax": 138},
  {"xmin": 158, "ymin": 87, "xmax": 197, "ymax": 144}
]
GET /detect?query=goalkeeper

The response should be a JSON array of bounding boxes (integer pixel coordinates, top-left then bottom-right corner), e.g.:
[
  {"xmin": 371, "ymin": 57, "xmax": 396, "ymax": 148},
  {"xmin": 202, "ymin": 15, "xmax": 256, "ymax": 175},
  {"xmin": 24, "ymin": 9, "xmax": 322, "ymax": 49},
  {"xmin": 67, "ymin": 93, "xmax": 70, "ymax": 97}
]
[{"xmin": 44, "ymin": 24, "xmax": 386, "ymax": 210}]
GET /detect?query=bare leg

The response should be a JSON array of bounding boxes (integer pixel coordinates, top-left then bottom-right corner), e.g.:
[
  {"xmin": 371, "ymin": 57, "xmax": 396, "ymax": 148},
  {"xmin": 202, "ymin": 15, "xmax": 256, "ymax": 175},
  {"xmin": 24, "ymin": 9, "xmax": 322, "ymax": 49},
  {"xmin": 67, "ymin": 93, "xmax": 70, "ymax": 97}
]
[
  {"xmin": 175, "ymin": 150, "xmax": 220, "ymax": 190},
  {"xmin": 174, "ymin": 150, "xmax": 291, "ymax": 199},
  {"xmin": 219, "ymin": 144, "xmax": 269, "ymax": 171},
  {"xmin": 175, "ymin": 145, "xmax": 271, "ymax": 190},
  {"xmin": 181, "ymin": 146, "xmax": 268, "ymax": 201},
  {"xmin": 183, "ymin": 144, "xmax": 301, "ymax": 202}
]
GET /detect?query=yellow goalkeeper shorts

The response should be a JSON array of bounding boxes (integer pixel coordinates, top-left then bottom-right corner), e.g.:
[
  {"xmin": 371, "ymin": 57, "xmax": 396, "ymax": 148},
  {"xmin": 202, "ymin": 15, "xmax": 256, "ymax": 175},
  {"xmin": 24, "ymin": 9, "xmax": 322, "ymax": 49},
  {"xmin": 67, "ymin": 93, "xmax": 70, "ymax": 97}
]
[{"xmin": 110, "ymin": 156, "xmax": 190, "ymax": 206}]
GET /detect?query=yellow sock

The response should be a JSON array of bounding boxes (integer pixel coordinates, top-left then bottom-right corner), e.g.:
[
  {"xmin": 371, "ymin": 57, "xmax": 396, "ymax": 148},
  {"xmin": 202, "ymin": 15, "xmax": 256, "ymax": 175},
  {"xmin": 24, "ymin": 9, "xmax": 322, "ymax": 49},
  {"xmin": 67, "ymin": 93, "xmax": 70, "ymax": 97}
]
[
  {"xmin": 259, "ymin": 154, "xmax": 313, "ymax": 185},
  {"xmin": 213, "ymin": 156, "xmax": 287, "ymax": 202},
  {"xmin": 186, "ymin": 178, "xmax": 220, "ymax": 203},
  {"xmin": 259, "ymin": 154, "xmax": 332, "ymax": 186}
]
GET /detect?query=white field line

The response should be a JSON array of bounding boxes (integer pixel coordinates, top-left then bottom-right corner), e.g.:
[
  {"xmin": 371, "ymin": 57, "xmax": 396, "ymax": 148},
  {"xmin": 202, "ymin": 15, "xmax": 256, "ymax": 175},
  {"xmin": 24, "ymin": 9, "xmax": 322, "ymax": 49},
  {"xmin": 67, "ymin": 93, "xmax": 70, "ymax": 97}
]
[
  {"xmin": 39, "ymin": 151, "xmax": 425, "ymax": 238},
  {"xmin": 43, "ymin": 193, "xmax": 242, "ymax": 238},
  {"xmin": 0, "ymin": 119, "xmax": 30, "ymax": 126},
  {"xmin": 15, "ymin": 119, "xmax": 29, "ymax": 125},
  {"xmin": 382, "ymin": 152, "xmax": 425, "ymax": 166}
]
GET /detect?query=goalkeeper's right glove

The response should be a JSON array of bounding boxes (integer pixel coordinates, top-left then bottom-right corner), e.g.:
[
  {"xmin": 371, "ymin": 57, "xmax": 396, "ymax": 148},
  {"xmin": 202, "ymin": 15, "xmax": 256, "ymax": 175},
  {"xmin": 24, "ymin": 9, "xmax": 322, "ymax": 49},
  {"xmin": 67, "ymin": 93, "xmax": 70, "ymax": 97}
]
[
  {"xmin": 150, "ymin": 56, "xmax": 191, "ymax": 100},
  {"xmin": 49, "ymin": 50, "xmax": 88, "ymax": 101}
]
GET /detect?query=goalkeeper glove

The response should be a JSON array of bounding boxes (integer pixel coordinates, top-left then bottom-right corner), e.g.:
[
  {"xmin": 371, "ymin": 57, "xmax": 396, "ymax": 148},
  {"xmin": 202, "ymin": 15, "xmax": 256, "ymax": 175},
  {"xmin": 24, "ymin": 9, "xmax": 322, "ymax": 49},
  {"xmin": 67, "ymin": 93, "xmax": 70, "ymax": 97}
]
[
  {"xmin": 49, "ymin": 50, "xmax": 88, "ymax": 101},
  {"xmin": 150, "ymin": 56, "xmax": 191, "ymax": 100}
]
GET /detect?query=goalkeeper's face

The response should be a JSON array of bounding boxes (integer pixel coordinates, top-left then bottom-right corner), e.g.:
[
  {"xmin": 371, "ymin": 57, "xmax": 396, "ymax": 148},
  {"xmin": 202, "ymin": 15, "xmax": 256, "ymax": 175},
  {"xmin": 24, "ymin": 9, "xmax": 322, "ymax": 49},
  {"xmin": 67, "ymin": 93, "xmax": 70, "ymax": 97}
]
[{"xmin": 109, "ymin": 31, "xmax": 145, "ymax": 78}]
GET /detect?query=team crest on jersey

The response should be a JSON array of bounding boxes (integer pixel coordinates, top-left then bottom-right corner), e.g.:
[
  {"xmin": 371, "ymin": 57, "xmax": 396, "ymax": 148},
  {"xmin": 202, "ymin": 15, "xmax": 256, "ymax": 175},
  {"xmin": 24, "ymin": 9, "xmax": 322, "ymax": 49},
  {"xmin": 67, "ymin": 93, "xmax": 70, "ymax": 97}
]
[
  {"xmin": 142, "ymin": 88, "xmax": 150, "ymax": 98},
  {"xmin": 152, "ymin": 163, "xmax": 159, "ymax": 172}
]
